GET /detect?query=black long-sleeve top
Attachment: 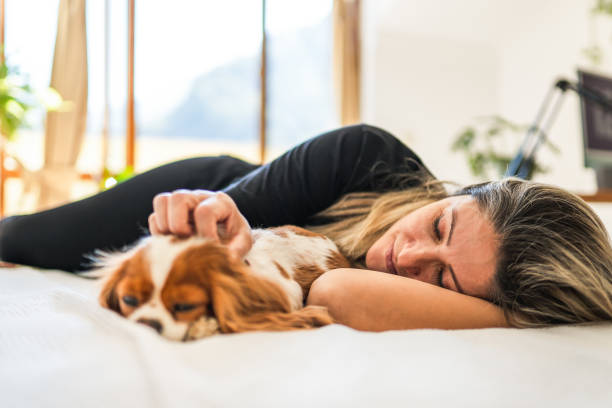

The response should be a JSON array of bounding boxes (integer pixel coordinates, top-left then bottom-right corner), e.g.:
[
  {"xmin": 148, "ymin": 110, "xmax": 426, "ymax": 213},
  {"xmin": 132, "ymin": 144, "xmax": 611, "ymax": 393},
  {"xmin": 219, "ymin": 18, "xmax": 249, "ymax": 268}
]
[
  {"xmin": 224, "ymin": 124, "xmax": 432, "ymax": 228},
  {"xmin": 0, "ymin": 124, "xmax": 432, "ymax": 272}
]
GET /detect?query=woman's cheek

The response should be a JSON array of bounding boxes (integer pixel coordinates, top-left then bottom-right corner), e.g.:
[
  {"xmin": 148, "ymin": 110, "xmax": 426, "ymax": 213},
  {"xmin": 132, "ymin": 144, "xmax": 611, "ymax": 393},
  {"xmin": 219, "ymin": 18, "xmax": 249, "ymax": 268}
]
[{"xmin": 365, "ymin": 238, "xmax": 385, "ymax": 271}]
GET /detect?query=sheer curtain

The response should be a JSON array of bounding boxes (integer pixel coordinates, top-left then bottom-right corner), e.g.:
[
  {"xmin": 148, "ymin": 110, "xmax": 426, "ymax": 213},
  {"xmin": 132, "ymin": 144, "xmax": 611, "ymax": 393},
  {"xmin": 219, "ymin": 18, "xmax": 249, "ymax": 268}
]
[
  {"xmin": 333, "ymin": 0, "xmax": 361, "ymax": 125},
  {"xmin": 36, "ymin": 0, "xmax": 88, "ymax": 209}
]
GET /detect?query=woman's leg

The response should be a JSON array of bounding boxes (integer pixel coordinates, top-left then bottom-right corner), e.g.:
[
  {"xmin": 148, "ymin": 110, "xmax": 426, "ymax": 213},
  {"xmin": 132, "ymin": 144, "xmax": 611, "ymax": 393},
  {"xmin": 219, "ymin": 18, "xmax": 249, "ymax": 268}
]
[{"xmin": 0, "ymin": 156, "xmax": 258, "ymax": 272}]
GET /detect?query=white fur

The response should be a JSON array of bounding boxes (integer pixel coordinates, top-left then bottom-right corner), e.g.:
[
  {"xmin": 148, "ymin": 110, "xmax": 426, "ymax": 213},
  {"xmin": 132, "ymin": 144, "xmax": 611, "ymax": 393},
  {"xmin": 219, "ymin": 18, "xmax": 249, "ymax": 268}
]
[{"xmin": 246, "ymin": 229, "xmax": 340, "ymax": 310}]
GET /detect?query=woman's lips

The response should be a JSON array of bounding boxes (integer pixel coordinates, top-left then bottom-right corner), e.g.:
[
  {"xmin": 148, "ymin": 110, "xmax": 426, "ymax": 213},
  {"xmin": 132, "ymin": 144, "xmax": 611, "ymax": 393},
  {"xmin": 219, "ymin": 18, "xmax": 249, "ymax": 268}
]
[{"xmin": 386, "ymin": 246, "xmax": 398, "ymax": 275}]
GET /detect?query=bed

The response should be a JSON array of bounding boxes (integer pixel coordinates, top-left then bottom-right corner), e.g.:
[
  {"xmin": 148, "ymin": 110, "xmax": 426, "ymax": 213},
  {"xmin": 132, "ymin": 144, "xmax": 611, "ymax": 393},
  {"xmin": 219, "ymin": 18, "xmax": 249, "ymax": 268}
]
[{"xmin": 1, "ymin": 265, "xmax": 611, "ymax": 407}]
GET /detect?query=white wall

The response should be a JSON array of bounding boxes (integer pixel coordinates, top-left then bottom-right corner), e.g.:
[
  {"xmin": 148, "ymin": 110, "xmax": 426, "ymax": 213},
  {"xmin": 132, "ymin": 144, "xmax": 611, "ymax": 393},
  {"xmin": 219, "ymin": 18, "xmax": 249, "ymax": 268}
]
[{"xmin": 362, "ymin": 0, "xmax": 612, "ymax": 192}]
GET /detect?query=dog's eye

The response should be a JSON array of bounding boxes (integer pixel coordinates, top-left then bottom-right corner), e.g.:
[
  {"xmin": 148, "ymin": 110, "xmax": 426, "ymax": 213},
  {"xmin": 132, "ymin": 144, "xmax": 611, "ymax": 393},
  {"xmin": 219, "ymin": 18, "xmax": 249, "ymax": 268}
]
[
  {"xmin": 122, "ymin": 295, "xmax": 139, "ymax": 307},
  {"xmin": 173, "ymin": 303, "xmax": 196, "ymax": 313}
]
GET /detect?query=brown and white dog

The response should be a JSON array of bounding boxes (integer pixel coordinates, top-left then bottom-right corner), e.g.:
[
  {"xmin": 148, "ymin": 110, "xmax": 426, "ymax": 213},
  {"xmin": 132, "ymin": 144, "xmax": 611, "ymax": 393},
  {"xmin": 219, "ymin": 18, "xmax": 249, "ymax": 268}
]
[{"xmin": 96, "ymin": 226, "xmax": 350, "ymax": 341}]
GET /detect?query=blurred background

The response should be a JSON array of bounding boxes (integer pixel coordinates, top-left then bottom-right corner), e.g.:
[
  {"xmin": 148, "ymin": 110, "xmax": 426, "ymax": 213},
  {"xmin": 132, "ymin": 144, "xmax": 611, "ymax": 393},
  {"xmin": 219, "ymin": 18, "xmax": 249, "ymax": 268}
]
[{"xmin": 2, "ymin": 0, "xmax": 612, "ymax": 218}]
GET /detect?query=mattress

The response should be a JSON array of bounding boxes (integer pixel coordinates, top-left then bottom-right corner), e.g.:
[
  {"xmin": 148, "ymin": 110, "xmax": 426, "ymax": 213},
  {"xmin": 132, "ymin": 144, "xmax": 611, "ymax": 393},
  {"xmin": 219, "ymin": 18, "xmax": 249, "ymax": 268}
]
[{"xmin": 1, "ymin": 266, "xmax": 611, "ymax": 408}]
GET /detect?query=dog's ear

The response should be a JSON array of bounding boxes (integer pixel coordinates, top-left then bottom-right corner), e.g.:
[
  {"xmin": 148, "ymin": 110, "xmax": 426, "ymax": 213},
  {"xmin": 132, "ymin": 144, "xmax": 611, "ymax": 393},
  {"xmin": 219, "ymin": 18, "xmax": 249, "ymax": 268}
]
[
  {"xmin": 227, "ymin": 306, "xmax": 334, "ymax": 332},
  {"xmin": 93, "ymin": 238, "xmax": 150, "ymax": 315},
  {"xmin": 209, "ymin": 260, "xmax": 334, "ymax": 333},
  {"xmin": 95, "ymin": 251, "xmax": 137, "ymax": 315},
  {"xmin": 98, "ymin": 263, "xmax": 126, "ymax": 314},
  {"xmin": 176, "ymin": 241, "xmax": 334, "ymax": 333}
]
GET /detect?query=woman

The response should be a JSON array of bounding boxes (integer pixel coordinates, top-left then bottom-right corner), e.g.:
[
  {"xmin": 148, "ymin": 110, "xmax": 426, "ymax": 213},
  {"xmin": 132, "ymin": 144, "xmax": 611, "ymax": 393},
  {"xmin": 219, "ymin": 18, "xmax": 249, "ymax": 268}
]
[{"xmin": 1, "ymin": 124, "xmax": 611, "ymax": 330}]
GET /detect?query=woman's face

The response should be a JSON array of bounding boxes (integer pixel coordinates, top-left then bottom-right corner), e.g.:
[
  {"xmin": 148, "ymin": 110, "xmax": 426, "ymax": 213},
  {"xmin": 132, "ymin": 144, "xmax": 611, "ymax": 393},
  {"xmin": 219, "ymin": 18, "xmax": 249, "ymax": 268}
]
[{"xmin": 365, "ymin": 195, "xmax": 498, "ymax": 299}]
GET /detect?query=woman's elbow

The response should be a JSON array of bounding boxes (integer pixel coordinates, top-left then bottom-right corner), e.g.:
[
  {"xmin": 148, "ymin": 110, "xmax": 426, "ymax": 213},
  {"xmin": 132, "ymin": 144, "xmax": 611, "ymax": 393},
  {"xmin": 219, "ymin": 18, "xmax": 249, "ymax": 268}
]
[{"xmin": 307, "ymin": 269, "xmax": 353, "ymax": 323}]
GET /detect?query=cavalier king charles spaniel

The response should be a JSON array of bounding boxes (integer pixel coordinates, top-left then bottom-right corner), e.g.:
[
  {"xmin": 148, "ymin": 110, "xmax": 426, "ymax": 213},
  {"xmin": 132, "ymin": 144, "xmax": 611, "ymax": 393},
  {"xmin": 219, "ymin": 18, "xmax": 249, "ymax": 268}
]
[{"xmin": 95, "ymin": 226, "xmax": 350, "ymax": 341}]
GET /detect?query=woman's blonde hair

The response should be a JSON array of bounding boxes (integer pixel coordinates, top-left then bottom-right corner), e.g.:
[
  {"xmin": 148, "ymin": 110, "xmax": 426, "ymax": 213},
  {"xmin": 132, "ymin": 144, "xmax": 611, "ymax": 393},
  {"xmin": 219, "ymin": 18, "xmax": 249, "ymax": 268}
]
[
  {"xmin": 308, "ymin": 176, "xmax": 612, "ymax": 328},
  {"xmin": 308, "ymin": 172, "xmax": 448, "ymax": 267},
  {"xmin": 459, "ymin": 178, "xmax": 612, "ymax": 327}
]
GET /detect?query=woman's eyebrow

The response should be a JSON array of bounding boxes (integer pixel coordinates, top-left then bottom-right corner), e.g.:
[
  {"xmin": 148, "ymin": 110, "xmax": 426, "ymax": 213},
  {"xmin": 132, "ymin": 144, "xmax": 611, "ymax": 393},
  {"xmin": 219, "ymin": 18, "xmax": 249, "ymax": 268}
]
[
  {"xmin": 446, "ymin": 207, "xmax": 464, "ymax": 293},
  {"xmin": 446, "ymin": 207, "xmax": 457, "ymax": 246}
]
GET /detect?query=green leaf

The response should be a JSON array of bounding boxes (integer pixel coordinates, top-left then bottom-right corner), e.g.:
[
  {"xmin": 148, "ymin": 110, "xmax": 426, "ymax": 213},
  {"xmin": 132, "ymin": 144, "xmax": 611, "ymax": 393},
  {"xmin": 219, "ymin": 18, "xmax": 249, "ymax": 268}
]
[
  {"xmin": 99, "ymin": 166, "xmax": 135, "ymax": 191},
  {"xmin": 486, "ymin": 127, "xmax": 501, "ymax": 138},
  {"xmin": 544, "ymin": 139, "xmax": 561, "ymax": 155},
  {"xmin": 451, "ymin": 128, "xmax": 476, "ymax": 151},
  {"xmin": 0, "ymin": 57, "xmax": 62, "ymax": 142},
  {"xmin": 452, "ymin": 114, "xmax": 558, "ymax": 179},
  {"xmin": 593, "ymin": 0, "xmax": 612, "ymax": 15},
  {"xmin": 469, "ymin": 152, "xmax": 486, "ymax": 178},
  {"xmin": 582, "ymin": 45, "xmax": 603, "ymax": 66}
]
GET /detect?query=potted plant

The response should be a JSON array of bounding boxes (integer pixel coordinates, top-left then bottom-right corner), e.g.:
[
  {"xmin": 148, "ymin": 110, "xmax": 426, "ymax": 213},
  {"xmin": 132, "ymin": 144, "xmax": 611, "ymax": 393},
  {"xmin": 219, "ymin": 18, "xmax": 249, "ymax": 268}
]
[
  {"xmin": 0, "ymin": 57, "xmax": 64, "ymax": 144},
  {"xmin": 451, "ymin": 115, "xmax": 560, "ymax": 180},
  {"xmin": 583, "ymin": 0, "xmax": 612, "ymax": 65}
]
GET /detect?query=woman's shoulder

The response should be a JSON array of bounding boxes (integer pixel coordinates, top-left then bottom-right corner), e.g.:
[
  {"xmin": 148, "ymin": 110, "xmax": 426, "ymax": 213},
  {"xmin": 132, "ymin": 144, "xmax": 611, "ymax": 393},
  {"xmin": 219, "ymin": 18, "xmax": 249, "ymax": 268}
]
[
  {"xmin": 308, "ymin": 123, "xmax": 405, "ymax": 149},
  {"xmin": 305, "ymin": 123, "xmax": 432, "ymax": 173},
  {"xmin": 333, "ymin": 123, "xmax": 437, "ymax": 190}
]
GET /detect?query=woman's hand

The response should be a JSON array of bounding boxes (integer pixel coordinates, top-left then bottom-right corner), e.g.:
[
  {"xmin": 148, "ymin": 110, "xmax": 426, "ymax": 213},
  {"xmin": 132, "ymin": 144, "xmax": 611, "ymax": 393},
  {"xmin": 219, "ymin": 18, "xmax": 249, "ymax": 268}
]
[{"xmin": 148, "ymin": 189, "xmax": 252, "ymax": 258}]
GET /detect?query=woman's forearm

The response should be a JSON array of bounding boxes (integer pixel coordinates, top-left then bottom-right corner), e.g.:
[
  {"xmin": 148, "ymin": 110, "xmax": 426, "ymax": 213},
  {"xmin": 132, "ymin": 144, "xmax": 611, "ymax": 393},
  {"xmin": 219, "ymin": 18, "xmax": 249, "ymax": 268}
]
[{"xmin": 307, "ymin": 268, "xmax": 509, "ymax": 331}]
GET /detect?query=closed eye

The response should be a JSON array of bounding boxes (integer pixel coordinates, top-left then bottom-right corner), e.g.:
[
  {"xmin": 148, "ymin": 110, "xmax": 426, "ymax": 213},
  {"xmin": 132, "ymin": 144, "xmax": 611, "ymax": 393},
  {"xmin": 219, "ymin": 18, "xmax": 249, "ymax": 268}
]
[
  {"xmin": 173, "ymin": 303, "xmax": 197, "ymax": 313},
  {"xmin": 122, "ymin": 295, "xmax": 139, "ymax": 307},
  {"xmin": 433, "ymin": 213, "xmax": 442, "ymax": 241}
]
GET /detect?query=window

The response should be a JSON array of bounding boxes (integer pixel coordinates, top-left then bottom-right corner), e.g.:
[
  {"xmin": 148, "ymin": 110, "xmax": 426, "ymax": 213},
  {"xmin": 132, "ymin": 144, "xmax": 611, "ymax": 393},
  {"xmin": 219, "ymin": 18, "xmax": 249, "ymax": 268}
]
[
  {"xmin": 4, "ymin": 0, "xmax": 58, "ymax": 172},
  {"xmin": 89, "ymin": 0, "xmax": 337, "ymax": 171},
  {"xmin": 3, "ymin": 0, "xmax": 339, "ymax": 215},
  {"xmin": 267, "ymin": 0, "xmax": 337, "ymax": 157},
  {"xmin": 131, "ymin": 0, "xmax": 263, "ymax": 170}
]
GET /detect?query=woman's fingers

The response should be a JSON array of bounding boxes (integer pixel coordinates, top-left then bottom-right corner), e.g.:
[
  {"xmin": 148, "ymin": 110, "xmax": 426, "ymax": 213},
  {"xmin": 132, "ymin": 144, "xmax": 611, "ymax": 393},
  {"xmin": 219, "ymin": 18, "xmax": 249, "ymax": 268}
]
[
  {"xmin": 148, "ymin": 190, "xmax": 252, "ymax": 257},
  {"xmin": 151, "ymin": 193, "xmax": 171, "ymax": 234},
  {"xmin": 150, "ymin": 189, "xmax": 213, "ymax": 236},
  {"xmin": 148, "ymin": 213, "xmax": 161, "ymax": 235},
  {"xmin": 192, "ymin": 192, "xmax": 252, "ymax": 258},
  {"xmin": 191, "ymin": 195, "xmax": 218, "ymax": 239},
  {"xmin": 220, "ymin": 201, "xmax": 252, "ymax": 256},
  {"xmin": 168, "ymin": 190, "xmax": 198, "ymax": 236},
  {"xmin": 226, "ymin": 217, "xmax": 253, "ymax": 258}
]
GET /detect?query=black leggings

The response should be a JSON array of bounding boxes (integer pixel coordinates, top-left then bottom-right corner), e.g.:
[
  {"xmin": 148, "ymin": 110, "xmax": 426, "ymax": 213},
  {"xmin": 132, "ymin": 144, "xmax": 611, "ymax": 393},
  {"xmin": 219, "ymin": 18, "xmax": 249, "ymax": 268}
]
[{"xmin": 0, "ymin": 155, "xmax": 258, "ymax": 272}]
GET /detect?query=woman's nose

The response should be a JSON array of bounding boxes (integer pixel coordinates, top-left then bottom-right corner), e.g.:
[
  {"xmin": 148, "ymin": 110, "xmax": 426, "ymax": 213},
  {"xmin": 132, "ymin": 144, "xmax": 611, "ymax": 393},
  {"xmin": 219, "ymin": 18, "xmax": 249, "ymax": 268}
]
[{"xmin": 396, "ymin": 244, "xmax": 435, "ymax": 277}]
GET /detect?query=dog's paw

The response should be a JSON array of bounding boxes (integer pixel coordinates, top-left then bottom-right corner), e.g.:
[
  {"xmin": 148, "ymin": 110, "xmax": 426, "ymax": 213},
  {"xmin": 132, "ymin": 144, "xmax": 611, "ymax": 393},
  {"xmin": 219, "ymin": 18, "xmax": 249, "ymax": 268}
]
[{"xmin": 185, "ymin": 316, "xmax": 220, "ymax": 341}]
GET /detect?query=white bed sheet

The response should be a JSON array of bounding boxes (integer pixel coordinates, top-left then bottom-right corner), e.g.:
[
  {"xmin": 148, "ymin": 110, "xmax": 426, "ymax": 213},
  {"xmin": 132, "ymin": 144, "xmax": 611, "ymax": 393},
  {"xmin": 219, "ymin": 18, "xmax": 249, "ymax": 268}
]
[{"xmin": 1, "ymin": 266, "xmax": 611, "ymax": 408}]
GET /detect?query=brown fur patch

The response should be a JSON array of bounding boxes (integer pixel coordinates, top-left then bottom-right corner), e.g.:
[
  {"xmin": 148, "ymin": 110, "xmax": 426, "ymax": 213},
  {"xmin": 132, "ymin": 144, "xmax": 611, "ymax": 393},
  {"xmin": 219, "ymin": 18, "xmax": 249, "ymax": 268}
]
[
  {"xmin": 99, "ymin": 265, "xmax": 126, "ymax": 313},
  {"xmin": 272, "ymin": 225, "xmax": 324, "ymax": 239},
  {"xmin": 269, "ymin": 228, "xmax": 288, "ymax": 238},
  {"xmin": 161, "ymin": 242, "xmax": 224, "ymax": 322},
  {"xmin": 274, "ymin": 261, "xmax": 290, "ymax": 279},
  {"xmin": 160, "ymin": 241, "xmax": 292, "ymax": 332},
  {"xmin": 162, "ymin": 240, "xmax": 331, "ymax": 333},
  {"xmin": 293, "ymin": 263, "xmax": 326, "ymax": 298},
  {"xmin": 99, "ymin": 246, "xmax": 153, "ymax": 316},
  {"xmin": 326, "ymin": 250, "xmax": 351, "ymax": 270}
]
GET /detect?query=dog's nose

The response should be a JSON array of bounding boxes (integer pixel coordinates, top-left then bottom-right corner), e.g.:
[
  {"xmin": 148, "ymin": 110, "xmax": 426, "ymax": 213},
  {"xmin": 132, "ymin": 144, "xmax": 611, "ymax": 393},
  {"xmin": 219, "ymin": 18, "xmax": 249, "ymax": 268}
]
[{"xmin": 137, "ymin": 318, "xmax": 163, "ymax": 334}]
